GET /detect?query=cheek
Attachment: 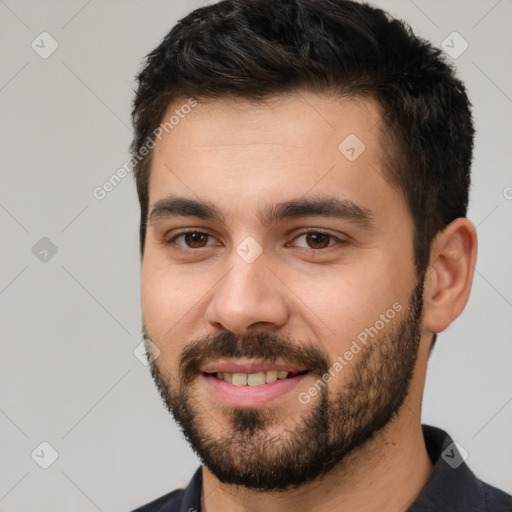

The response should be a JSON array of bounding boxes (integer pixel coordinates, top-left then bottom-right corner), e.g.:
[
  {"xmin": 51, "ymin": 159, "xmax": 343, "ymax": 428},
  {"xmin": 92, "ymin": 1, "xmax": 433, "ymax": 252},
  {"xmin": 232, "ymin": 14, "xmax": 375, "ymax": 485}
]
[
  {"xmin": 141, "ymin": 260, "xmax": 168, "ymax": 325},
  {"xmin": 140, "ymin": 257, "xmax": 211, "ymax": 347},
  {"xmin": 140, "ymin": 256, "xmax": 186, "ymax": 342},
  {"xmin": 296, "ymin": 260, "xmax": 411, "ymax": 356},
  {"xmin": 141, "ymin": 271, "xmax": 187, "ymax": 370}
]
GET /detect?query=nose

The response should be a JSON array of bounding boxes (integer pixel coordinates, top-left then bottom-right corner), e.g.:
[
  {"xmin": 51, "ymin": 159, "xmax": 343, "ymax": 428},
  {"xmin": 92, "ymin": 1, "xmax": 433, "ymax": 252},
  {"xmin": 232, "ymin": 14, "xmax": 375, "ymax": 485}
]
[{"xmin": 205, "ymin": 251, "xmax": 290, "ymax": 335}]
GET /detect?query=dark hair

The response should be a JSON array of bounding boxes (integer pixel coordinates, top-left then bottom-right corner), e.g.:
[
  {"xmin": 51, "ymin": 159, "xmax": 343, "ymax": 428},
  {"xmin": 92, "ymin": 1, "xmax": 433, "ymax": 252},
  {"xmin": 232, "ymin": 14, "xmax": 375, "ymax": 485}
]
[{"xmin": 131, "ymin": 0, "xmax": 474, "ymax": 275}]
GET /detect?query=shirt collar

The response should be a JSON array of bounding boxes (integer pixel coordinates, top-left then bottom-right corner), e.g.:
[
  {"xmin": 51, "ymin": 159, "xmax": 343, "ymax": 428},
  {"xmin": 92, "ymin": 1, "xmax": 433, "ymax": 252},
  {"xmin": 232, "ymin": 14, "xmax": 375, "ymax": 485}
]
[
  {"xmin": 408, "ymin": 424, "xmax": 485, "ymax": 511},
  {"xmin": 179, "ymin": 465, "xmax": 202, "ymax": 512}
]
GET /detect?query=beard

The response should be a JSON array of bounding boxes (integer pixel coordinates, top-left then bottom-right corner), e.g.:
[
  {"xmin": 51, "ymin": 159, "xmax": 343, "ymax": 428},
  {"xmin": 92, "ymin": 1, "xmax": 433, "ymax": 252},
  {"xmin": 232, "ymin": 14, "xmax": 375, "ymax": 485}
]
[{"xmin": 144, "ymin": 275, "xmax": 425, "ymax": 491}]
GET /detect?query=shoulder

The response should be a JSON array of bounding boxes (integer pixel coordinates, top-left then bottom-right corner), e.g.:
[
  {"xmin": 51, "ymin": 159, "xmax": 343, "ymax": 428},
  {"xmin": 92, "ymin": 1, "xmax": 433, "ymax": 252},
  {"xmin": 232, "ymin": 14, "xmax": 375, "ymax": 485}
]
[
  {"xmin": 481, "ymin": 480, "xmax": 512, "ymax": 512},
  {"xmin": 411, "ymin": 425, "xmax": 512, "ymax": 512},
  {"xmin": 130, "ymin": 466, "xmax": 203, "ymax": 512},
  {"xmin": 130, "ymin": 488, "xmax": 185, "ymax": 512}
]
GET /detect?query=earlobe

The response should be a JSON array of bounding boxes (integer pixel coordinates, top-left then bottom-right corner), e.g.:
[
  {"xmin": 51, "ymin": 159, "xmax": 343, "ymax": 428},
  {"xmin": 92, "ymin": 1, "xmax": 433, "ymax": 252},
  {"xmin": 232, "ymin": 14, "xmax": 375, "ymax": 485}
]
[{"xmin": 423, "ymin": 218, "xmax": 478, "ymax": 335}]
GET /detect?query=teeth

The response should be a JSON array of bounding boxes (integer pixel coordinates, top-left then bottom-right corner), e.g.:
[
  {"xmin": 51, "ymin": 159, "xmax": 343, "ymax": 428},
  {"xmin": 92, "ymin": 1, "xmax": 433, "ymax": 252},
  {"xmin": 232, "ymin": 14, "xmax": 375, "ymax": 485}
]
[
  {"xmin": 265, "ymin": 370, "xmax": 278, "ymax": 383},
  {"xmin": 214, "ymin": 370, "xmax": 292, "ymax": 386},
  {"xmin": 247, "ymin": 372, "xmax": 266, "ymax": 386},
  {"xmin": 232, "ymin": 373, "xmax": 248, "ymax": 386}
]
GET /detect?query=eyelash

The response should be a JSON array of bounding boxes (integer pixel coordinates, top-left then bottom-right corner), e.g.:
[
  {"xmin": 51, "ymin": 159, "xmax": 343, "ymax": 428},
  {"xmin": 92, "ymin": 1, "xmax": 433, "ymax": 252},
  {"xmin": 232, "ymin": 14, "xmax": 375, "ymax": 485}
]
[{"xmin": 165, "ymin": 229, "xmax": 346, "ymax": 254}]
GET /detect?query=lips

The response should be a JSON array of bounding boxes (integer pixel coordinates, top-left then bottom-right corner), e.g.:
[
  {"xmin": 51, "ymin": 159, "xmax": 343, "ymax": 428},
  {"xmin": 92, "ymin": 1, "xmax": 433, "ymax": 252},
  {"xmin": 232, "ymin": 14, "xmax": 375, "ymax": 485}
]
[
  {"xmin": 200, "ymin": 359, "xmax": 310, "ymax": 405},
  {"xmin": 201, "ymin": 359, "xmax": 307, "ymax": 375},
  {"xmin": 202, "ymin": 371, "xmax": 309, "ymax": 408},
  {"xmin": 201, "ymin": 359, "xmax": 308, "ymax": 387}
]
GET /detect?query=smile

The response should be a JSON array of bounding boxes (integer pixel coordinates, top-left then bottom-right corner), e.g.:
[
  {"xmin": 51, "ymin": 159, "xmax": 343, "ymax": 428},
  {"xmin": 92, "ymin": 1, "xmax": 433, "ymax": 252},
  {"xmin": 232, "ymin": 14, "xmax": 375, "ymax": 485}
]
[{"xmin": 208, "ymin": 370, "xmax": 309, "ymax": 387}]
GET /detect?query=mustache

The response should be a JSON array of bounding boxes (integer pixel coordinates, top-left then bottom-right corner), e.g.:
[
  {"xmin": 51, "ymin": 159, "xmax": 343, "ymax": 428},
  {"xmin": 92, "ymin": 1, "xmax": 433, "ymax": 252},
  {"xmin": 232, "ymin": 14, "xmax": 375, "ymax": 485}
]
[{"xmin": 178, "ymin": 331, "xmax": 330, "ymax": 385}]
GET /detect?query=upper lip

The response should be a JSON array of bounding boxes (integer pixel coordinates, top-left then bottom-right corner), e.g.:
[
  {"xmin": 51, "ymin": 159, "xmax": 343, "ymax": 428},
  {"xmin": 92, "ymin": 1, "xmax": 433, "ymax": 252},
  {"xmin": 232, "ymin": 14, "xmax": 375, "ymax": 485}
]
[{"xmin": 201, "ymin": 359, "xmax": 307, "ymax": 374}]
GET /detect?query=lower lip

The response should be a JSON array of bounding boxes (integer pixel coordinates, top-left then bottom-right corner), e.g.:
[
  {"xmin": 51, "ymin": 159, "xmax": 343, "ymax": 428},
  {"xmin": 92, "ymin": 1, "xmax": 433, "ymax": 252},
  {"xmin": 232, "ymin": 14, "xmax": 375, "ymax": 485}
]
[{"xmin": 202, "ymin": 373, "xmax": 309, "ymax": 408}]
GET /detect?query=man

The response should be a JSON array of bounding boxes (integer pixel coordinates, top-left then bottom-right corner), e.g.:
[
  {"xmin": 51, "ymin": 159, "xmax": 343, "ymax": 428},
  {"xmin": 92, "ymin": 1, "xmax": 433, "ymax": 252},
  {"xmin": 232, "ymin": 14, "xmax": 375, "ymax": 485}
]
[{"xmin": 129, "ymin": 0, "xmax": 511, "ymax": 510}]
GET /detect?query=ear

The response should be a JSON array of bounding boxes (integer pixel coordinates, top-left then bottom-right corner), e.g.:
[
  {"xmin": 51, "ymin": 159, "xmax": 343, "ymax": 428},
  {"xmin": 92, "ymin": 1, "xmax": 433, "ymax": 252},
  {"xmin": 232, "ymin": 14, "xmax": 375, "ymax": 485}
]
[{"xmin": 422, "ymin": 218, "xmax": 478, "ymax": 334}]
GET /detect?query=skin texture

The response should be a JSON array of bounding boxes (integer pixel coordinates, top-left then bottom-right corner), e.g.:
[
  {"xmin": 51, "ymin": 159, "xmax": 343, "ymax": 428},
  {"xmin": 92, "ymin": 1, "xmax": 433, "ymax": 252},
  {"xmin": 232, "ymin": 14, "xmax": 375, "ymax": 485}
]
[{"xmin": 140, "ymin": 92, "xmax": 478, "ymax": 512}]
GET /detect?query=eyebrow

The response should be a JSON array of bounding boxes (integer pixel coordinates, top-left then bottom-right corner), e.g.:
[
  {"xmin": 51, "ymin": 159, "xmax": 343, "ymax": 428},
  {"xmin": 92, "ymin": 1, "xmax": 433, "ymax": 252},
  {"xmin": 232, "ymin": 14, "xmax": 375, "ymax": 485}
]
[{"xmin": 148, "ymin": 195, "xmax": 374, "ymax": 229}]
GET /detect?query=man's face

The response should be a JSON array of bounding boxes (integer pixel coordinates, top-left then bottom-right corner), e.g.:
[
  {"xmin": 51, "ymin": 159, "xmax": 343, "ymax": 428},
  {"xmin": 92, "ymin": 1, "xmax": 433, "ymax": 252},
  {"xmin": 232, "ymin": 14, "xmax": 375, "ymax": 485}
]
[{"xmin": 141, "ymin": 93, "xmax": 425, "ymax": 489}]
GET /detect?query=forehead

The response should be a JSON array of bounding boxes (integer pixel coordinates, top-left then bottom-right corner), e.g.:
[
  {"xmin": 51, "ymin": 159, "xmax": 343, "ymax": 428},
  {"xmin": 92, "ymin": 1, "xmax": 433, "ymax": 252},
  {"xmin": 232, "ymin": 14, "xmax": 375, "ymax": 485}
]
[
  {"xmin": 155, "ymin": 92, "xmax": 384, "ymax": 152},
  {"xmin": 148, "ymin": 92, "xmax": 406, "ymax": 224}
]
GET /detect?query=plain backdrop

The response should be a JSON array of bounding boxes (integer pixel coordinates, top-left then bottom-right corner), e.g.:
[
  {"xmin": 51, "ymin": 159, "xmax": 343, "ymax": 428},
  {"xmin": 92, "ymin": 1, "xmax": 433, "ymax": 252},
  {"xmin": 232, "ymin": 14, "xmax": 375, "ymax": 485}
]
[{"xmin": 0, "ymin": 1, "xmax": 511, "ymax": 510}]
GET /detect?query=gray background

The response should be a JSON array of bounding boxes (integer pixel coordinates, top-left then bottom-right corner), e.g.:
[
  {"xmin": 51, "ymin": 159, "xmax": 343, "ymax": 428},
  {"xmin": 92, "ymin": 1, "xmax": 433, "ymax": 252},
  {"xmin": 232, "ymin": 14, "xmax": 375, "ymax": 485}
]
[{"xmin": 1, "ymin": 0, "xmax": 511, "ymax": 510}]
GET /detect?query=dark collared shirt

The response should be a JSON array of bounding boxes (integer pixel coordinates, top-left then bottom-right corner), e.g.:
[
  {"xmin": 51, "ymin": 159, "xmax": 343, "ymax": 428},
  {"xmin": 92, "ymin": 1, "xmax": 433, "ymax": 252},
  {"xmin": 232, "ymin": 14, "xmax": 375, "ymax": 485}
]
[{"xmin": 131, "ymin": 424, "xmax": 512, "ymax": 511}]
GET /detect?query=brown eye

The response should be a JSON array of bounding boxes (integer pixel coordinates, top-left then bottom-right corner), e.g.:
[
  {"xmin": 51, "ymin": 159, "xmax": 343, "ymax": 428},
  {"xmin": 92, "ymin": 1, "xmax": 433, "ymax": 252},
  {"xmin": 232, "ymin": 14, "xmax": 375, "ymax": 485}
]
[
  {"xmin": 289, "ymin": 231, "xmax": 344, "ymax": 251},
  {"xmin": 169, "ymin": 231, "xmax": 215, "ymax": 249},
  {"xmin": 183, "ymin": 232, "xmax": 209, "ymax": 248},
  {"xmin": 305, "ymin": 232, "xmax": 332, "ymax": 249}
]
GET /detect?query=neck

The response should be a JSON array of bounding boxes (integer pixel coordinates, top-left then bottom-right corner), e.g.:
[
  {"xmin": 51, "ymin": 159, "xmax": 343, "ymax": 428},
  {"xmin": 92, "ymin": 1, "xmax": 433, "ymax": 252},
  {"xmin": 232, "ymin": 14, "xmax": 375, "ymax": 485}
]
[{"xmin": 201, "ymin": 398, "xmax": 433, "ymax": 512}]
